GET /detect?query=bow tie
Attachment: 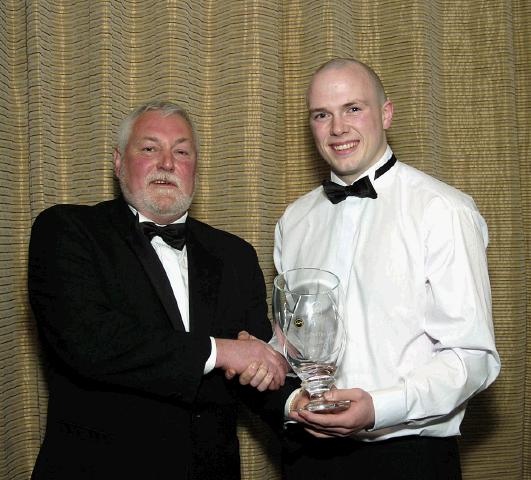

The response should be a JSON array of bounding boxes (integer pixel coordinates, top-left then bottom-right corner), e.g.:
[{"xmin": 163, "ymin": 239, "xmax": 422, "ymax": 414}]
[
  {"xmin": 140, "ymin": 222, "xmax": 187, "ymax": 250},
  {"xmin": 322, "ymin": 154, "xmax": 397, "ymax": 204},
  {"xmin": 322, "ymin": 176, "xmax": 376, "ymax": 203}
]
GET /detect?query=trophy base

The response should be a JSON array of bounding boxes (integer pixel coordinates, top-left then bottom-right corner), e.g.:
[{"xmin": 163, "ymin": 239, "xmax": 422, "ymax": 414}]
[{"xmin": 303, "ymin": 399, "xmax": 351, "ymax": 414}]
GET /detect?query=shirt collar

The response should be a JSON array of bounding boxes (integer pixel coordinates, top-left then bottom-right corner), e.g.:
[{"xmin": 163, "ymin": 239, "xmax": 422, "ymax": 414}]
[{"xmin": 330, "ymin": 145, "xmax": 394, "ymax": 186}]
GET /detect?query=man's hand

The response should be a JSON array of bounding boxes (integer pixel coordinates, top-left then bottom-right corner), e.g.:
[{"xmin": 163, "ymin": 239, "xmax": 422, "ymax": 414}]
[
  {"xmin": 216, "ymin": 331, "xmax": 289, "ymax": 392},
  {"xmin": 289, "ymin": 388, "xmax": 375, "ymax": 438},
  {"xmin": 224, "ymin": 331, "xmax": 259, "ymax": 382}
]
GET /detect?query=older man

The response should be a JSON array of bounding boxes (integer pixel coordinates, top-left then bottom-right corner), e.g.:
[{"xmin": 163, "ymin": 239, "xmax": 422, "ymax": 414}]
[
  {"xmin": 277, "ymin": 59, "xmax": 500, "ymax": 479},
  {"xmin": 28, "ymin": 100, "xmax": 289, "ymax": 479}
]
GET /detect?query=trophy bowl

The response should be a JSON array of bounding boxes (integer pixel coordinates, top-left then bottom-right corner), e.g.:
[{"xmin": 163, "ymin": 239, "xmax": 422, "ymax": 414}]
[{"xmin": 273, "ymin": 267, "xmax": 350, "ymax": 413}]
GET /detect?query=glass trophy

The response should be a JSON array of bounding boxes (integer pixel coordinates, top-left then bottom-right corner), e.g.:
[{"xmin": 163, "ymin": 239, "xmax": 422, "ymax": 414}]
[{"xmin": 273, "ymin": 267, "xmax": 350, "ymax": 413}]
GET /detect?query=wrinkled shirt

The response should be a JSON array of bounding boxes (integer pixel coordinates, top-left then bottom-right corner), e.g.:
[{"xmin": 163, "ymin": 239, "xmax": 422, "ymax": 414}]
[{"xmin": 274, "ymin": 147, "xmax": 500, "ymax": 440}]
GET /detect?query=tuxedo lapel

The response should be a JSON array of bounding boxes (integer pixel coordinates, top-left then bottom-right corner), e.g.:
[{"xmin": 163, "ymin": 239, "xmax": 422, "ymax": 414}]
[
  {"xmin": 186, "ymin": 219, "xmax": 222, "ymax": 336},
  {"xmin": 108, "ymin": 199, "xmax": 186, "ymax": 331}
]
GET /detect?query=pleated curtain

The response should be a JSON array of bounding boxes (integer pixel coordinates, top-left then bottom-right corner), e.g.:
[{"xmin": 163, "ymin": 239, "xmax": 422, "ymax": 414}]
[{"xmin": 0, "ymin": 1, "xmax": 529, "ymax": 478}]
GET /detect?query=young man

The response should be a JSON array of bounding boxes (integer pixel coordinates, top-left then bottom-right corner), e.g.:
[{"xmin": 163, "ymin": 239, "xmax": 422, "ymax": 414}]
[{"xmin": 276, "ymin": 59, "xmax": 500, "ymax": 479}]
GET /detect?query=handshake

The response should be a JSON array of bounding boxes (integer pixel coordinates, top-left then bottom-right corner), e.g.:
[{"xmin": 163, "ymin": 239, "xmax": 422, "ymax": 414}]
[{"xmin": 215, "ymin": 331, "xmax": 289, "ymax": 391}]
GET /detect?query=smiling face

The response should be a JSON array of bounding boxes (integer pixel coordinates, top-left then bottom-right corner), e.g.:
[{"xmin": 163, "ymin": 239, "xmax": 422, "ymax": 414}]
[
  {"xmin": 308, "ymin": 63, "xmax": 393, "ymax": 184},
  {"xmin": 114, "ymin": 110, "xmax": 197, "ymax": 224}
]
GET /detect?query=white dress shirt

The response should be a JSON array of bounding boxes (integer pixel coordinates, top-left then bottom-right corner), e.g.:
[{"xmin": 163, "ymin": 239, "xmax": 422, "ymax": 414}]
[
  {"xmin": 133, "ymin": 208, "xmax": 216, "ymax": 373},
  {"xmin": 274, "ymin": 146, "xmax": 500, "ymax": 440}
]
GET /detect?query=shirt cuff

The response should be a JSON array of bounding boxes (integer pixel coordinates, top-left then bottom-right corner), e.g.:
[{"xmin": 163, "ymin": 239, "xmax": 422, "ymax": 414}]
[
  {"xmin": 284, "ymin": 388, "xmax": 301, "ymax": 418},
  {"xmin": 369, "ymin": 385, "xmax": 407, "ymax": 430},
  {"xmin": 203, "ymin": 337, "xmax": 216, "ymax": 374}
]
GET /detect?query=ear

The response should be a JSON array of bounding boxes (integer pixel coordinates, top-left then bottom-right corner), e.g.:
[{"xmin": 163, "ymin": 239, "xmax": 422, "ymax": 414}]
[
  {"xmin": 382, "ymin": 100, "xmax": 393, "ymax": 130},
  {"xmin": 113, "ymin": 147, "xmax": 122, "ymax": 178}
]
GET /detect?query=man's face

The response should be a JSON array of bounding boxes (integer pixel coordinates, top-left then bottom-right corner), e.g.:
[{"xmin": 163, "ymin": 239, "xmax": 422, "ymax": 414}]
[
  {"xmin": 114, "ymin": 111, "xmax": 197, "ymax": 224},
  {"xmin": 308, "ymin": 65, "xmax": 393, "ymax": 184}
]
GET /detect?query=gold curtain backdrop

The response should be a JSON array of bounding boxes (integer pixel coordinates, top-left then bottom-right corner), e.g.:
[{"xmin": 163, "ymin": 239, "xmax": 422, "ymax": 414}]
[{"xmin": 1, "ymin": 1, "xmax": 529, "ymax": 478}]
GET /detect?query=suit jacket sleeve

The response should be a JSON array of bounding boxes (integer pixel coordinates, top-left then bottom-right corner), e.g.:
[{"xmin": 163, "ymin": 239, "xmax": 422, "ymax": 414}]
[
  {"xmin": 28, "ymin": 204, "xmax": 211, "ymax": 404},
  {"xmin": 186, "ymin": 216, "xmax": 297, "ymax": 421},
  {"xmin": 208, "ymin": 227, "xmax": 299, "ymax": 425}
]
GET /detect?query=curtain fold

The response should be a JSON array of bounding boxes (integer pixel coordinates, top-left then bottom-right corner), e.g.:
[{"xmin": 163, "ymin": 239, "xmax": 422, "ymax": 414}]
[{"xmin": 0, "ymin": 1, "xmax": 528, "ymax": 478}]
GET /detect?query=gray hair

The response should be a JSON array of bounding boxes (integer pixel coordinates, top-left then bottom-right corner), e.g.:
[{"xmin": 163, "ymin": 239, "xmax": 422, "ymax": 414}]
[
  {"xmin": 116, "ymin": 100, "xmax": 198, "ymax": 154},
  {"xmin": 307, "ymin": 58, "xmax": 388, "ymax": 105}
]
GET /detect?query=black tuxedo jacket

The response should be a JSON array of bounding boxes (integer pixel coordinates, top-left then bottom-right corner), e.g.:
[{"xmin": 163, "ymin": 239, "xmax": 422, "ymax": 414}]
[{"xmin": 28, "ymin": 198, "xmax": 291, "ymax": 480}]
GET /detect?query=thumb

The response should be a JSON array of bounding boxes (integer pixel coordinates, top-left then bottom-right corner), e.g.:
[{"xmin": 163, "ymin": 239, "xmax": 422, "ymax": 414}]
[
  {"xmin": 324, "ymin": 387, "xmax": 363, "ymax": 402},
  {"xmin": 323, "ymin": 389, "xmax": 338, "ymax": 401},
  {"xmin": 324, "ymin": 388, "xmax": 351, "ymax": 401},
  {"xmin": 237, "ymin": 330, "xmax": 251, "ymax": 340},
  {"xmin": 238, "ymin": 330, "xmax": 258, "ymax": 341}
]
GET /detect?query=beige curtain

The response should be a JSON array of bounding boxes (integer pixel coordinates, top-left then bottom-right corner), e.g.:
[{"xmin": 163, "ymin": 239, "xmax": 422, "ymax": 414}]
[{"xmin": 1, "ymin": 1, "xmax": 529, "ymax": 478}]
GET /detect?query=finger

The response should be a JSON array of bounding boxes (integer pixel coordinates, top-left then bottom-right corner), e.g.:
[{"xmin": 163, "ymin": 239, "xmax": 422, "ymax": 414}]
[
  {"xmin": 274, "ymin": 352, "xmax": 290, "ymax": 375},
  {"xmin": 267, "ymin": 380, "xmax": 280, "ymax": 391},
  {"xmin": 258, "ymin": 351, "xmax": 285, "ymax": 384},
  {"xmin": 238, "ymin": 361, "xmax": 258, "ymax": 385},
  {"xmin": 253, "ymin": 345, "xmax": 287, "ymax": 385},
  {"xmin": 225, "ymin": 369, "xmax": 237, "ymax": 380},
  {"xmin": 304, "ymin": 428, "xmax": 336, "ymax": 439},
  {"xmin": 290, "ymin": 415, "xmax": 343, "ymax": 437},
  {"xmin": 297, "ymin": 409, "xmax": 347, "ymax": 427},
  {"xmin": 249, "ymin": 364, "xmax": 268, "ymax": 387},
  {"xmin": 271, "ymin": 366, "xmax": 286, "ymax": 387},
  {"xmin": 296, "ymin": 411, "xmax": 360, "ymax": 436},
  {"xmin": 312, "ymin": 426, "xmax": 354, "ymax": 437},
  {"xmin": 269, "ymin": 353, "xmax": 289, "ymax": 380},
  {"xmin": 257, "ymin": 370, "xmax": 276, "ymax": 391},
  {"xmin": 294, "ymin": 412, "xmax": 352, "ymax": 435}
]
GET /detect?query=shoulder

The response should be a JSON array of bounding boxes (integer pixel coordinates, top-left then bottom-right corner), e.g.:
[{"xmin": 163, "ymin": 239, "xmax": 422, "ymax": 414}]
[
  {"xmin": 394, "ymin": 161, "xmax": 479, "ymax": 212},
  {"xmin": 34, "ymin": 199, "xmax": 118, "ymax": 222},
  {"xmin": 393, "ymin": 161, "xmax": 488, "ymax": 244},
  {"xmin": 33, "ymin": 203, "xmax": 89, "ymax": 233},
  {"xmin": 30, "ymin": 200, "xmax": 128, "ymax": 250},
  {"xmin": 279, "ymin": 185, "xmax": 327, "ymax": 224}
]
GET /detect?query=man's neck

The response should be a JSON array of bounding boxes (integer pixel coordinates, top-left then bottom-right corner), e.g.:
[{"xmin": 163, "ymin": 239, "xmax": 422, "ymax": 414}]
[{"xmin": 128, "ymin": 205, "xmax": 188, "ymax": 225}]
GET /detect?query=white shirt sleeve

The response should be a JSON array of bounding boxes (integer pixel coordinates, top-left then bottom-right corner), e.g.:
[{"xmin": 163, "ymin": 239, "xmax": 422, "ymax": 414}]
[
  {"xmin": 371, "ymin": 198, "xmax": 500, "ymax": 430},
  {"xmin": 204, "ymin": 337, "xmax": 217, "ymax": 374}
]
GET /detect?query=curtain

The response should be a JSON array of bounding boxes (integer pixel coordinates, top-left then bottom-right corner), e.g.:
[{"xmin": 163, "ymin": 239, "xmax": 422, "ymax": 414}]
[{"xmin": 0, "ymin": 1, "xmax": 529, "ymax": 478}]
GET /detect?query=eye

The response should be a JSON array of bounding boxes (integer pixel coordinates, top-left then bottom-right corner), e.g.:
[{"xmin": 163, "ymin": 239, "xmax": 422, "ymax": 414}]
[
  {"xmin": 142, "ymin": 145, "xmax": 156, "ymax": 152},
  {"xmin": 174, "ymin": 149, "xmax": 190, "ymax": 156},
  {"xmin": 312, "ymin": 112, "xmax": 328, "ymax": 120},
  {"xmin": 347, "ymin": 106, "xmax": 360, "ymax": 113}
]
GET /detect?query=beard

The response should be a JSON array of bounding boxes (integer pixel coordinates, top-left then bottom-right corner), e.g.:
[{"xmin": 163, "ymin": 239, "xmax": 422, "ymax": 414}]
[{"xmin": 118, "ymin": 169, "xmax": 194, "ymax": 220}]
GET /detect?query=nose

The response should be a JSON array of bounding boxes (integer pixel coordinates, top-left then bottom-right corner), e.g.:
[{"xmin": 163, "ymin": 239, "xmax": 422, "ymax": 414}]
[
  {"xmin": 331, "ymin": 116, "xmax": 347, "ymax": 136},
  {"xmin": 158, "ymin": 149, "xmax": 174, "ymax": 171}
]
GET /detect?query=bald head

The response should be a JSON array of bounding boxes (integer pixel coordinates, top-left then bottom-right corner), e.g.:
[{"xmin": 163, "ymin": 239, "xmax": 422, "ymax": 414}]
[
  {"xmin": 307, "ymin": 58, "xmax": 388, "ymax": 106},
  {"xmin": 305, "ymin": 57, "xmax": 393, "ymax": 184}
]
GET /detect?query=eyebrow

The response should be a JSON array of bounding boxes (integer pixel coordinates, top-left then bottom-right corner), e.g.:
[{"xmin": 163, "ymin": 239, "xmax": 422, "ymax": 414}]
[
  {"xmin": 137, "ymin": 136, "xmax": 192, "ymax": 145},
  {"xmin": 309, "ymin": 100, "xmax": 369, "ymax": 114},
  {"xmin": 172, "ymin": 137, "xmax": 193, "ymax": 146}
]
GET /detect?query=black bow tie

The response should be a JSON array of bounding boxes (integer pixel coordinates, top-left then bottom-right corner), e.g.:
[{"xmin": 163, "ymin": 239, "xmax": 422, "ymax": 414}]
[
  {"xmin": 322, "ymin": 154, "xmax": 397, "ymax": 204},
  {"xmin": 323, "ymin": 176, "xmax": 376, "ymax": 203},
  {"xmin": 140, "ymin": 222, "xmax": 187, "ymax": 250}
]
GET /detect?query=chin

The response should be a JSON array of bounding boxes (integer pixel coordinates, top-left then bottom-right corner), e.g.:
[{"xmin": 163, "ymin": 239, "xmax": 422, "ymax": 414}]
[{"xmin": 147, "ymin": 195, "xmax": 193, "ymax": 218}]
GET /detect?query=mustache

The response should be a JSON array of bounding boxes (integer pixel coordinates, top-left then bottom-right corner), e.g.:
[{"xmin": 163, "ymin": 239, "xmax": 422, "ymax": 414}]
[{"xmin": 145, "ymin": 173, "xmax": 180, "ymax": 186}]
